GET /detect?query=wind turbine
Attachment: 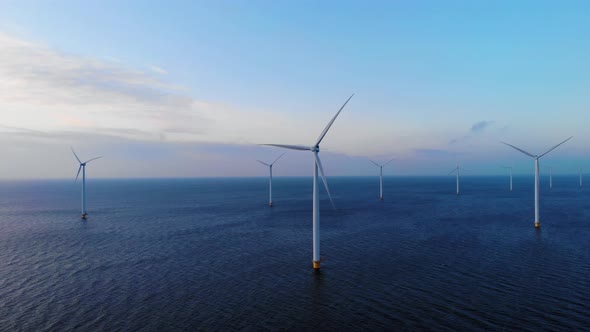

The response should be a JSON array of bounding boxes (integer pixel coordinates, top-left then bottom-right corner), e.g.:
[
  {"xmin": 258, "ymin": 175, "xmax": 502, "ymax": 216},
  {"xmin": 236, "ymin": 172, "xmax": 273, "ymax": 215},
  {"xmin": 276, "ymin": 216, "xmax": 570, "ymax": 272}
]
[
  {"xmin": 448, "ymin": 164, "xmax": 466, "ymax": 195},
  {"xmin": 71, "ymin": 148, "xmax": 102, "ymax": 219},
  {"xmin": 501, "ymin": 137, "xmax": 572, "ymax": 228},
  {"xmin": 549, "ymin": 166, "xmax": 553, "ymax": 190},
  {"xmin": 579, "ymin": 167, "xmax": 583, "ymax": 188},
  {"xmin": 257, "ymin": 153, "xmax": 286, "ymax": 206},
  {"xmin": 503, "ymin": 166, "xmax": 513, "ymax": 191},
  {"xmin": 262, "ymin": 93, "xmax": 354, "ymax": 270},
  {"xmin": 369, "ymin": 158, "xmax": 394, "ymax": 200}
]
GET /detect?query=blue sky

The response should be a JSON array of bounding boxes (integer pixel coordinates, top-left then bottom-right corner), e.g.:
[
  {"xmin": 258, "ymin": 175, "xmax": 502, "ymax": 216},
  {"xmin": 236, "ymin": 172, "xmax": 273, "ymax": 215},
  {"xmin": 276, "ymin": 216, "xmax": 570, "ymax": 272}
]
[{"xmin": 1, "ymin": 1, "xmax": 589, "ymax": 178}]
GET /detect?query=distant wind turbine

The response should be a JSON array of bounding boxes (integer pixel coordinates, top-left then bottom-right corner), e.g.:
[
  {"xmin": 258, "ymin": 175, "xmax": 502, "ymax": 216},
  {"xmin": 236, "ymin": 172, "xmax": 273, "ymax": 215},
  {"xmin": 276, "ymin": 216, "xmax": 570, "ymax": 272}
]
[
  {"xmin": 369, "ymin": 158, "xmax": 394, "ymax": 200},
  {"xmin": 71, "ymin": 148, "xmax": 102, "ymax": 219},
  {"xmin": 549, "ymin": 166, "xmax": 553, "ymax": 190},
  {"xmin": 580, "ymin": 167, "xmax": 583, "ymax": 188},
  {"xmin": 257, "ymin": 153, "xmax": 286, "ymax": 206},
  {"xmin": 262, "ymin": 93, "xmax": 354, "ymax": 270},
  {"xmin": 448, "ymin": 164, "xmax": 467, "ymax": 195},
  {"xmin": 503, "ymin": 166, "xmax": 513, "ymax": 191},
  {"xmin": 501, "ymin": 136, "xmax": 572, "ymax": 228}
]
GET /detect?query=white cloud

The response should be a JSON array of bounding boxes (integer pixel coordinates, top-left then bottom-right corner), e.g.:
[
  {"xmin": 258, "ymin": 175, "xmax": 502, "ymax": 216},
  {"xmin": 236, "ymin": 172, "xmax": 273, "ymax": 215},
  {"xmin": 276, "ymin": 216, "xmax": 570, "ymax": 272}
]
[
  {"xmin": 147, "ymin": 64, "xmax": 167, "ymax": 75},
  {"xmin": 0, "ymin": 32, "xmax": 470, "ymax": 160},
  {"xmin": 2, "ymin": 32, "xmax": 583, "ymax": 179},
  {"xmin": 0, "ymin": 32, "xmax": 309, "ymax": 147}
]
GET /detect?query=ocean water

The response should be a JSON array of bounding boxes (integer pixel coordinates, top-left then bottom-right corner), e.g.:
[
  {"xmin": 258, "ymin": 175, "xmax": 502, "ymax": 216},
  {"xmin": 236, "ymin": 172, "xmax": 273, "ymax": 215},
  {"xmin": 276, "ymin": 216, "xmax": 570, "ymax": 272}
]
[{"xmin": 1, "ymin": 176, "xmax": 589, "ymax": 331}]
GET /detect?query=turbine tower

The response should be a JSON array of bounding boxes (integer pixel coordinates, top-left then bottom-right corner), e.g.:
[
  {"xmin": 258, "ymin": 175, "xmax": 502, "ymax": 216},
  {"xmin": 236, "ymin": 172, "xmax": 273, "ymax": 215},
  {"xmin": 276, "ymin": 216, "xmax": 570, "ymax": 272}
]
[
  {"xmin": 501, "ymin": 137, "xmax": 572, "ymax": 228},
  {"xmin": 580, "ymin": 167, "xmax": 583, "ymax": 188},
  {"xmin": 71, "ymin": 148, "xmax": 102, "ymax": 219},
  {"xmin": 263, "ymin": 93, "xmax": 353, "ymax": 270},
  {"xmin": 448, "ymin": 164, "xmax": 465, "ymax": 195},
  {"xmin": 257, "ymin": 153, "xmax": 286, "ymax": 206},
  {"xmin": 549, "ymin": 166, "xmax": 553, "ymax": 190},
  {"xmin": 369, "ymin": 158, "xmax": 394, "ymax": 200},
  {"xmin": 503, "ymin": 166, "xmax": 513, "ymax": 192}
]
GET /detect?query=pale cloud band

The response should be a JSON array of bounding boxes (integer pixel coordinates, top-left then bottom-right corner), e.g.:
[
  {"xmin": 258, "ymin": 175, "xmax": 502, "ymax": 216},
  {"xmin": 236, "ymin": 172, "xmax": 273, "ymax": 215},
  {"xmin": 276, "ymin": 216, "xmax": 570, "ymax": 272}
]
[
  {"xmin": 1, "ymin": 32, "xmax": 450, "ymax": 158},
  {"xmin": 2, "ymin": 32, "xmax": 577, "ymax": 178},
  {"xmin": 0, "ymin": 32, "xmax": 310, "ymax": 148}
]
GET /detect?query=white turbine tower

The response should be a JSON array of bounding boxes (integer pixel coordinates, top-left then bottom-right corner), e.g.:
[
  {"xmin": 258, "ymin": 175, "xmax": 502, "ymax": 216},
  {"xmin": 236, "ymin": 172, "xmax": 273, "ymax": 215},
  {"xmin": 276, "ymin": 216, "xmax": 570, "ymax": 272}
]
[
  {"xmin": 263, "ymin": 93, "xmax": 354, "ymax": 270},
  {"xmin": 549, "ymin": 166, "xmax": 553, "ymax": 190},
  {"xmin": 369, "ymin": 158, "xmax": 394, "ymax": 200},
  {"xmin": 501, "ymin": 137, "xmax": 572, "ymax": 228},
  {"xmin": 72, "ymin": 148, "xmax": 102, "ymax": 219},
  {"xmin": 448, "ymin": 164, "xmax": 465, "ymax": 195},
  {"xmin": 503, "ymin": 166, "xmax": 513, "ymax": 192},
  {"xmin": 257, "ymin": 153, "xmax": 286, "ymax": 206}
]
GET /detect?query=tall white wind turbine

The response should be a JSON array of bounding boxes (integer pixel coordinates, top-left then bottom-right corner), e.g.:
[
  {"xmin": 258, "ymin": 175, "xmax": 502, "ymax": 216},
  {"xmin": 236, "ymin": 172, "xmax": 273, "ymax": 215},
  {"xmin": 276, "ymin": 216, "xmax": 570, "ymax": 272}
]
[
  {"xmin": 448, "ymin": 164, "xmax": 465, "ymax": 195},
  {"xmin": 257, "ymin": 153, "xmax": 286, "ymax": 206},
  {"xmin": 72, "ymin": 148, "xmax": 102, "ymax": 219},
  {"xmin": 501, "ymin": 137, "xmax": 572, "ymax": 228},
  {"xmin": 503, "ymin": 166, "xmax": 513, "ymax": 192},
  {"xmin": 369, "ymin": 158, "xmax": 394, "ymax": 200},
  {"xmin": 262, "ymin": 94, "xmax": 354, "ymax": 270}
]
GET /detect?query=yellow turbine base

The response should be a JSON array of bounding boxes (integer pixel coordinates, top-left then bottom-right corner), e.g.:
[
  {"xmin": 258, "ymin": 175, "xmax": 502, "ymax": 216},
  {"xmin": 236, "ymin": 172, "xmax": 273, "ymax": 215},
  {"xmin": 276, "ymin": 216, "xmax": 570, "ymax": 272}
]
[
  {"xmin": 313, "ymin": 260, "xmax": 321, "ymax": 269},
  {"xmin": 534, "ymin": 222, "xmax": 540, "ymax": 228}
]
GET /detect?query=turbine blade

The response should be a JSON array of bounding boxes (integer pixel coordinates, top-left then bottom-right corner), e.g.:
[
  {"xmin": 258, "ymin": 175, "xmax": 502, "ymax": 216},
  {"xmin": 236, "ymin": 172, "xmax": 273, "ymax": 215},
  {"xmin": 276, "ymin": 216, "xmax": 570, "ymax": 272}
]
[
  {"xmin": 71, "ymin": 147, "xmax": 81, "ymax": 163},
  {"xmin": 314, "ymin": 93, "xmax": 354, "ymax": 147},
  {"xmin": 84, "ymin": 156, "xmax": 102, "ymax": 164},
  {"xmin": 500, "ymin": 141, "xmax": 535, "ymax": 158},
  {"xmin": 271, "ymin": 152, "xmax": 286, "ymax": 165},
  {"xmin": 539, "ymin": 136, "xmax": 573, "ymax": 158},
  {"xmin": 261, "ymin": 144, "xmax": 310, "ymax": 151},
  {"xmin": 256, "ymin": 160, "xmax": 270, "ymax": 166},
  {"xmin": 383, "ymin": 158, "xmax": 395, "ymax": 166},
  {"xmin": 75, "ymin": 165, "xmax": 82, "ymax": 182},
  {"xmin": 447, "ymin": 167, "xmax": 458, "ymax": 175},
  {"xmin": 314, "ymin": 153, "xmax": 336, "ymax": 210},
  {"xmin": 369, "ymin": 160, "xmax": 380, "ymax": 167}
]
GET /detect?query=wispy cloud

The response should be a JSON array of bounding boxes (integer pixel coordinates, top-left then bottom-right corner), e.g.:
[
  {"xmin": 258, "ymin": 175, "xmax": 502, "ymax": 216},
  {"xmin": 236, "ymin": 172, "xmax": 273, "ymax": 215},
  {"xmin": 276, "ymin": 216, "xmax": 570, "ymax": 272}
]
[
  {"xmin": 147, "ymin": 64, "xmax": 167, "ymax": 75},
  {"xmin": 449, "ymin": 135, "xmax": 471, "ymax": 145},
  {"xmin": 0, "ymin": 124, "xmax": 50, "ymax": 138},
  {"xmin": 2, "ymin": 32, "xmax": 451, "ymax": 161},
  {"xmin": 449, "ymin": 120, "xmax": 496, "ymax": 145},
  {"xmin": 0, "ymin": 32, "xmax": 305, "ymax": 147},
  {"xmin": 471, "ymin": 120, "xmax": 494, "ymax": 133}
]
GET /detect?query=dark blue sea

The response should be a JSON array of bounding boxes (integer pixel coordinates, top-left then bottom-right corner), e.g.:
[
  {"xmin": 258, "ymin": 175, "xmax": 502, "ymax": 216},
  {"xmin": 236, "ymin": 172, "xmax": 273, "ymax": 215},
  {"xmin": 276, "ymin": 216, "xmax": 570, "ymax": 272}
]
[{"xmin": 1, "ymin": 176, "xmax": 589, "ymax": 331}]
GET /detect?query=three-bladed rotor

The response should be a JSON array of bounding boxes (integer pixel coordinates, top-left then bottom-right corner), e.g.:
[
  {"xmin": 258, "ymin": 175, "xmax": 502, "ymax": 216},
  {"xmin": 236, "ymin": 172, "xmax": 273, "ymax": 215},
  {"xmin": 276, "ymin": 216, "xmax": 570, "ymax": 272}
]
[
  {"xmin": 369, "ymin": 158, "xmax": 395, "ymax": 168},
  {"xmin": 448, "ymin": 164, "xmax": 471, "ymax": 175},
  {"xmin": 501, "ymin": 136, "xmax": 573, "ymax": 159},
  {"xmin": 262, "ymin": 93, "xmax": 354, "ymax": 209},
  {"xmin": 72, "ymin": 148, "xmax": 102, "ymax": 182},
  {"xmin": 257, "ymin": 152, "xmax": 286, "ymax": 167}
]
